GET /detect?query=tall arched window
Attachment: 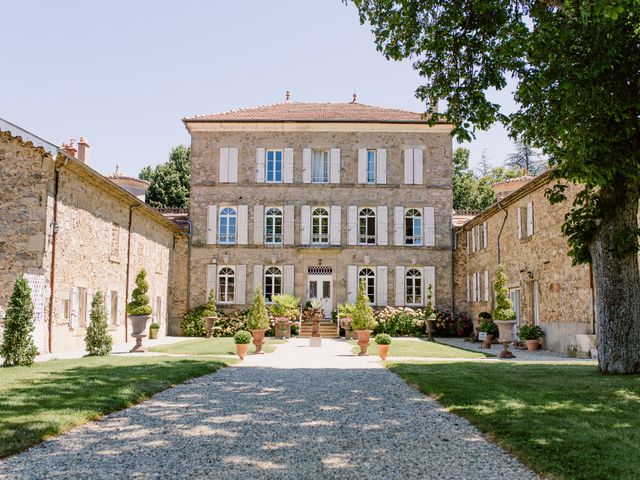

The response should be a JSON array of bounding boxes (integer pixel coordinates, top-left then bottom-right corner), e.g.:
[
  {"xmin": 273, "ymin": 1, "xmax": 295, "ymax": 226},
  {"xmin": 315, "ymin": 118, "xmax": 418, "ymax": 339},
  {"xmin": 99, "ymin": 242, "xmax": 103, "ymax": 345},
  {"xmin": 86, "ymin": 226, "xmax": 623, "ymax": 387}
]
[
  {"xmin": 358, "ymin": 208, "xmax": 376, "ymax": 244},
  {"xmin": 217, "ymin": 267, "xmax": 235, "ymax": 303},
  {"xmin": 405, "ymin": 209, "xmax": 422, "ymax": 245},
  {"xmin": 264, "ymin": 266, "xmax": 282, "ymax": 302},
  {"xmin": 219, "ymin": 207, "xmax": 237, "ymax": 244},
  {"xmin": 265, "ymin": 207, "xmax": 283, "ymax": 244},
  {"xmin": 312, "ymin": 207, "xmax": 329, "ymax": 244},
  {"xmin": 358, "ymin": 267, "xmax": 376, "ymax": 304},
  {"xmin": 405, "ymin": 268, "xmax": 423, "ymax": 305}
]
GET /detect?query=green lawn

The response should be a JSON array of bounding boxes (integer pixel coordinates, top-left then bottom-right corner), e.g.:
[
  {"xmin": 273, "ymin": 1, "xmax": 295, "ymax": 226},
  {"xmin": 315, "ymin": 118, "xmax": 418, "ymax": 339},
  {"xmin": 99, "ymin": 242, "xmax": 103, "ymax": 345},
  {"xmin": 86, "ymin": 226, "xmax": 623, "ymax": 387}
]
[
  {"xmin": 149, "ymin": 337, "xmax": 286, "ymax": 356},
  {"xmin": 389, "ymin": 361, "xmax": 640, "ymax": 480},
  {"xmin": 349, "ymin": 338, "xmax": 489, "ymax": 358},
  {"xmin": 0, "ymin": 355, "xmax": 229, "ymax": 458}
]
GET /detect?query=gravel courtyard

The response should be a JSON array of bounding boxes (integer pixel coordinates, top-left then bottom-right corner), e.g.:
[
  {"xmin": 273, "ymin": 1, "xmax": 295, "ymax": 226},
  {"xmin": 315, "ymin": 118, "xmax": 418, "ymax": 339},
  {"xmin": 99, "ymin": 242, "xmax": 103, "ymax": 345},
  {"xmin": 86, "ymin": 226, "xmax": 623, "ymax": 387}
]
[{"xmin": 0, "ymin": 339, "xmax": 536, "ymax": 479}]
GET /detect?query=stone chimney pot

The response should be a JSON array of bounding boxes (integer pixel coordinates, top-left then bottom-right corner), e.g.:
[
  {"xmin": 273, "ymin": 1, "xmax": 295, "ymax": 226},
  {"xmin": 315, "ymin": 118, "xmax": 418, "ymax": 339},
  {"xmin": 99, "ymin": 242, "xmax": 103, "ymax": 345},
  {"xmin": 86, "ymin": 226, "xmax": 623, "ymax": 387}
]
[{"xmin": 77, "ymin": 137, "xmax": 90, "ymax": 163}]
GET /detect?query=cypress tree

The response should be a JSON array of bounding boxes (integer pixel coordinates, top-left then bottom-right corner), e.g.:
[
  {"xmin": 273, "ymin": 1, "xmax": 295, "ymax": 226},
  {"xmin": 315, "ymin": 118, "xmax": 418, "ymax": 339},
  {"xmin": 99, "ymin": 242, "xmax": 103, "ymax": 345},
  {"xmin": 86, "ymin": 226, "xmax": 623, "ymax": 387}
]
[
  {"xmin": 1, "ymin": 275, "xmax": 38, "ymax": 367},
  {"xmin": 85, "ymin": 291, "xmax": 113, "ymax": 356}
]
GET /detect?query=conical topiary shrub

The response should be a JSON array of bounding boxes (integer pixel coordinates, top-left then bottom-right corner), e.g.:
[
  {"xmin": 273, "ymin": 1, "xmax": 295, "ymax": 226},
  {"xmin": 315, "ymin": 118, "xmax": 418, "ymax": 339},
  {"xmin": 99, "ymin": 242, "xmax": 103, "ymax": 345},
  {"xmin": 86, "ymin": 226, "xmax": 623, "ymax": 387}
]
[
  {"xmin": 127, "ymin": 269, "xmax": 152, "ymax": 317},
  {"xmin": 352, "ymin": 280, "xmax": 376, "ymax": 331},
  {"xmin": 493, "ymin": 265, "xmax": 516, "ymax": 321},
  {"xmin": 1, "ymin": 275, "xmax": 38, "ymax": 367},
  {"xmin": 85, "ymin": 291, "xmax": 113, "ymax": 356},
  {"xmin": 247, "ymin": 288, "xmax": 269, "ymax": 331},
  {"xmin": 202, "ymin": 289, "xmax": 218, "ymax": 318}
]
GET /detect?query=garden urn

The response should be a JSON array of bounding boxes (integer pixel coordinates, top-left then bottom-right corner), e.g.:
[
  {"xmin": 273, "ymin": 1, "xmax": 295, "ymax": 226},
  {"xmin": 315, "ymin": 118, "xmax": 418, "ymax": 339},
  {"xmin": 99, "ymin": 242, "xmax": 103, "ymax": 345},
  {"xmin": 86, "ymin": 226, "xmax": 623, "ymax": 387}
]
[
  {"xmin": 275, "ymin": 317, "xmax": 291, "ymax": 339},
  {"xmin": 377, "ymin": 344, "xmax": 390, "ymax": 360},
  {"xmin": 250, "ymin": 329, "xmax": 267, "ymax": 354},
  {"xmin": 356, "ymin": 330, "xmax": 372, "ymax": 356},
  {"xmin": 426, "ymin": 315, "xmax": 437, "ymax": 341},
  {"xmin": 129, "ymin": 315, "xmax": 150, "ymax": 353},
  {"xmin": 494, "ymin": 320, "xmax": 517, "ymax": 358},
  {"xmin": 526, "ymin": 339, "xmax": 540, "ymax": 352},
  {"xmin": 204, "ymin": 316, "xmax": 217, "ymax": 338},
  {"xmin": 236, "ymin": 343, "xmax": 249, "ymax": 360}
]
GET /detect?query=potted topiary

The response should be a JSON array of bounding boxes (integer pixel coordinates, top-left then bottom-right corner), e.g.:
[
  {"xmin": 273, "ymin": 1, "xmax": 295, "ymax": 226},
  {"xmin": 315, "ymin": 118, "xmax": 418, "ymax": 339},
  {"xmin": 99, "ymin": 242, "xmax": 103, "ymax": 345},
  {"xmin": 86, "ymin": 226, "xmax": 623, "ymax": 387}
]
[
  {"xmin": 127, "ymin": 269, "xmax": 152, "ymax": 353},
  {"xmin": 352, "ymin": 280, "xmax": 377, "ymax": 355},
  {"xmin": 375, "ymin": 333, "xmax": 392, "ymax": 360},
  {"xmin": 424, "ymin": 284, "xmax": 437, "ymax": 341},
  {"xmin": 201, "ymin": 289, "xmax": 218, "ymax": 338},
  {"xmin": 270, "ymin": 294, "xmax": 300, "ymax": 339},
  {"xmin": 149, "ymin": 322, "xmax": 160, "ymax": 339},
  {"xmin": 519, "ymin": 324, "xmax": 545, "ymax": 351},
  {"xmin": 247, "ymin": 288, "xmax": 270, "ymax": 354},
  {"xmin": 478, "ymin": 312, "xmax": 498, "ymax": 348},
  {"xmin": 492, "ymin": 265, "xmax": 517, "ymax": 358},
  {"xmin": 234, "ymin": 330, "xmax": 252, "ymax": 359},
  {"xmin": 338, "ymin": 302, "xmax": 356, "ymax": 339}
]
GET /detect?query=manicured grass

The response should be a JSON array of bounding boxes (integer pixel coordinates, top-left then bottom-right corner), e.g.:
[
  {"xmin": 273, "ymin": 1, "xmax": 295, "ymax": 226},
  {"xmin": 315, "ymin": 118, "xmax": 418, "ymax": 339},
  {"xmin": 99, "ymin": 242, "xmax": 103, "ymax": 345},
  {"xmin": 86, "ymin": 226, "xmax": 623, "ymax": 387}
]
[
  {"xmin": 348, "ymin": 338, "xmax": 489, "ymax": 358},
  {"xmin": 389, "ymin": 361, "xmax": 640, "ymax": 480},
  {"xmin": 149, "ymin": 337, "xmax": 286, "ymax": 356},
  {"xmin": 0, "ymin": 355, "xmax": 229, "ymax": 458}
]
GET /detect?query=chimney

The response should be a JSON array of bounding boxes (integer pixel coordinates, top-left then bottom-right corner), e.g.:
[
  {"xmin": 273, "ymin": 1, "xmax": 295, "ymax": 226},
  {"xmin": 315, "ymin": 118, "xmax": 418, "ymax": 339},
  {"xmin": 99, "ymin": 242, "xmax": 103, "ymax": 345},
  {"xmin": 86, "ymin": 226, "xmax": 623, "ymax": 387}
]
[
  {"xmin": 63, "ymin": 140, "xmax": 78, "ymax": 158},
  {"xmin": 77, "ymin": 137, "xmax": 90, "ymax": 163}
]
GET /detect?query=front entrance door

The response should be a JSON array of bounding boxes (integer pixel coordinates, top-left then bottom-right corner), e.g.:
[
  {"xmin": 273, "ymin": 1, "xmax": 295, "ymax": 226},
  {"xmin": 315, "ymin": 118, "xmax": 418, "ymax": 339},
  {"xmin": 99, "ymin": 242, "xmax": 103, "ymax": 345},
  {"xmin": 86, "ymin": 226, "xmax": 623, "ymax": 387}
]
[
  {"xmin": 307, "ymin": 266, "xmax": 333, "ymax": 318},
  {"xmin": 509, "ymin": 288, "xmax": 521, "ymax": 337}
]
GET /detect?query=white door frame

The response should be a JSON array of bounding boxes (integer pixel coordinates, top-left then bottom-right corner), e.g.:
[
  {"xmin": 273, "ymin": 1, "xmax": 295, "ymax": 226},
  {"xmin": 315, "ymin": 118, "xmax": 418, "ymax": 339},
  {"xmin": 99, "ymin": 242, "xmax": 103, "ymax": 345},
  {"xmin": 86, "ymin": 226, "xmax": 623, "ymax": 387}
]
[{"xmin": 307, "ymin": 273, "xmax": 333, "ymax": 319}]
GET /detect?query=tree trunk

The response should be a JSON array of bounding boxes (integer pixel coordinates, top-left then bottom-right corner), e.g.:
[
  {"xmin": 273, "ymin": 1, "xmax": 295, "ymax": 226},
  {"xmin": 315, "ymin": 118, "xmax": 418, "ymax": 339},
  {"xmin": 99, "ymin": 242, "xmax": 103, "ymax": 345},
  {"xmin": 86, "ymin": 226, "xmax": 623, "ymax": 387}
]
[{"xmin": 590, "ymin": 188, "xmax": 640, "ymax": 374}]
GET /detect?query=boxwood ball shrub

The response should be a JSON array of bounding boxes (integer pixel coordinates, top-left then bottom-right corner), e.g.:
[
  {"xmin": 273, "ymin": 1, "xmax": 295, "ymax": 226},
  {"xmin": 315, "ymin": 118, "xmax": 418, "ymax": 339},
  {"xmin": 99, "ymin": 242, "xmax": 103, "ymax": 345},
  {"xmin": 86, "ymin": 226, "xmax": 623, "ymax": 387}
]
[
  {"xmin": 519, "ymin": 324, "xmax": 545, "ymax": 340},
  {"xmin": 234, "ymin": 330, "xmax": 252, "ymax": 344},
  {"xmin": 127, "ymin": 269, "xmax": 152, "ymax": 316},
  {"xmin": 375, "ymin": 333, "xmax": 392, "ymax": 345}
]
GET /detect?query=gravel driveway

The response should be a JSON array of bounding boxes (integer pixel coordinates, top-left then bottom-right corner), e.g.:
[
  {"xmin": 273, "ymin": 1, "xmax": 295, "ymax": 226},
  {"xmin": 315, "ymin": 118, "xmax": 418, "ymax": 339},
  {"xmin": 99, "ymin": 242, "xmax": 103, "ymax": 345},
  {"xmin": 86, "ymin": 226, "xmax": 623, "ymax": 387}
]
[{"xmin": 0, "ymin": 338, "xmax": 536, "ymax": 479}]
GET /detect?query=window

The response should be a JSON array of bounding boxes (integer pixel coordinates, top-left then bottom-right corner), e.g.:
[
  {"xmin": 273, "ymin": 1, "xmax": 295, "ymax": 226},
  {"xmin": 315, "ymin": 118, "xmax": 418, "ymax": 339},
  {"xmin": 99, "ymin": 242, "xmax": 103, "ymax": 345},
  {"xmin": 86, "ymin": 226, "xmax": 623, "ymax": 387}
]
[
  {"xmin": 359, "ymin": 268, "xmax": 376, "ymax": 304},
  {"xmin": 264, "ymin": 267, "xmax": 282, "ymax": 302},
  {"xmin": 405, "ymin": 268, "xmax": 423, "ymax": 305},
  {"xmin": 367, "ymin": 150, "xmax": 376, "ymax": 183},
  {"xmin": 219, "ymin": 207, "xmax": 237, "ymax": 244},
  {"xmin": 405, "ymin": 209, "xmax": 422, "ymax": 245},
  {"xmin": 266, "ymin": 149, "xmax": 283, "ymax": 183},
  {"xmin": 358, "ymin": 208, "xmax": 376, "ymax": 244},
  {"xmin": 517, "ymin": 203, "xmax": 534, "ymax": 239},
  {"xmin": 110, "ymin": 291, "xmax": 118, "ymax": 325},
  {"xmin": 265, "ymin": 208, "xmax": 283, "ymax": 244},
  {"xmin": 311, "ymin": 150, "xmax": 330, "ymax": 183},
  {"xmin": 217, "ymin": 267, "xmax": 235, "ymax": 303},
  {"xmin": 312, "ymin": 208, "xmax": 330, "ymax": 244},
  {"xmin": 110, "ymin": 223, "xmax": 120, "ymax": 259}
]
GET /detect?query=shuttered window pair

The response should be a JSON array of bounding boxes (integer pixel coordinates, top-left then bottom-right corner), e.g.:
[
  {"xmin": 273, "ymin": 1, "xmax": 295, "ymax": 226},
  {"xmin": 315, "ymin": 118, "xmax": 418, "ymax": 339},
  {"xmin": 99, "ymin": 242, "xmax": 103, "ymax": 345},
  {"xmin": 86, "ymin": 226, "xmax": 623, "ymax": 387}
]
[
  {"xmin": 357, "ymin": 148, "xmax": 387, "ymax": 184},
  {"xmin": 467, "ymin": 222, "xmax": 489, "ymax": 253},
  {"xmin": 395, "ymin": 266, "xmax": 435, "ymax": 307},
  {"xmin": 517, "ymin": 202, "xmax": 534, "ymax": 239},
  {"xmin": 403, "ymin": 148, "xmax": 424, "ymax": 184},
  {"xmin": 302, "ymin": 148, "xmax": 340, "ymax": 184},
  {"xmin": 256, "ymin": 148, "xmax": 294, "ymax": 183},
  {"xmin": 347, "ymin": 265, "xmax": 388, "ymax": 306},
  {"xmin": 206, "ymin": 205, "xmax": 248, "ymax": 245},
  {"xmin": 207, "ymin": 264, "xmax": 247, "ymax": 305},
  {"xmin": 469, "ymin": 271, "xmax": 489, "ymax": 302},
  {"xmin": 300, "ymin": 206, "xmax": 341, "ymax": 245},
  {"xmin": 347, "ymin": 206, "xmax": 388, "ymax": 245},
  {"xmin": 253, "ymin": 205, "xmax": 295, "ymax": 245},
  {"xmin": 253, "ymin": 264, "xmax": 295, "ymax": 300},
  {"xmin": 392, "ymin": 207, "xmax": 435, "ymax": 246},
  {"xmin": 219, "ymin": 147, "xmax": 238, "ymax": 183}
]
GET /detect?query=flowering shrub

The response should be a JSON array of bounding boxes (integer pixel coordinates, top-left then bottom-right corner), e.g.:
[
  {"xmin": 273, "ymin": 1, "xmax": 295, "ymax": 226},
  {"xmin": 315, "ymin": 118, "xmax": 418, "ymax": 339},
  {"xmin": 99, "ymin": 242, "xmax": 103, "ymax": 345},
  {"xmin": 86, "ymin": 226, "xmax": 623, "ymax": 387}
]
[
  {"xmin": 454, "ymin": 312, "xmax": 474, "ymax": 337},
  {"xmin": 433, "ymin": 308, "xmax": 474, "ymax": 337},
  {"xmin": 374, "ymin": 307, "xmax": 425, "ymax": 336}
]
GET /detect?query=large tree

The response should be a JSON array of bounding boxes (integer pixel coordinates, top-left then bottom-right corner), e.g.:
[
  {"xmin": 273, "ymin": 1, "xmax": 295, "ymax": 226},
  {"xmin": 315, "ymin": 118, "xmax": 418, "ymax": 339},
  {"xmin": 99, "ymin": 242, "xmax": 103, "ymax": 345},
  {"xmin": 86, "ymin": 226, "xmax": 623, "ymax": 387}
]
[
  {"xmin": 351, "ymin": 0, "xmax": 640, "ymax": 373},
  {"xmin": 139, "ymin": 145, "xmax": 190, "ymax": 209},
  {"xmin": 506, "ymin": 140, "xmax": 546, "ymax": 175}
]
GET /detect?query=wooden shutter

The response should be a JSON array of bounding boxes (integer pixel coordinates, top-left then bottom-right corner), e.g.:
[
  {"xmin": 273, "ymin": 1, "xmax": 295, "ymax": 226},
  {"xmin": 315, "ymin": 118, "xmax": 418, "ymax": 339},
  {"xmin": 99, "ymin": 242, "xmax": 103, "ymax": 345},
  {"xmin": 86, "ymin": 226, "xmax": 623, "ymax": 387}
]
[
  {"xmin": 424, "ymin": 207, "xmax": 435, "ymax": 246},
  {"xmin": 302, "ymin": 148, "xmax": 311, "ymax": 183},
  {"xmin": 207, "ymin": 205, "xmax": 217, "ymax": 244},
  {"xmin": 283, "ymin": 205, "xmax": 295, "ymax": 245},
  {"xmin": 253, "ymin": 264, "xmax": 263, "ymax": 293},
  {"xmin": 413, "ymin": 149, "xmax": 423, "ymax": 184},
  {"xmin": 255, "ymin": 148, "xmax": 265, "ymax": 183},
  {"xmin": 484, "ymin": 270, "xmax": 489, "ymax": 302},
  {"xmin": 394, "ymin": 206, "xmax": 404, "ymax": 245},
  {"xmin": 206, "ymin": 264, "xmax": 217, "ymax": 297},
  {"xmin": 330, "ymin": 205, "xmax": 341, "ymax": 245},
  {"xmin": 376, "ymin": 148, "xmax": 387, "ymax": 184},
  {"xmin": 105, "ymin": 291, "xmax": 112, "ymax": 325},
  {"xmin": 347, "ymin": 205, "xmax": 358, "ymax": 245},
  {"xmin": 517, "ymin": 208, "xmax": 523, "ymax": 239},
  {"xmin": 330, "ymin": 148, "xmax": 340, "ymax": 184},
  {"xmin": 526, "ymin": 201, "xmax": 534, "ymax": 237},
  {"xmin": 235, "ymin": 265, "xmax": 247, "ymax": 305},
  {"xmin": 483, "ymin": 221, "xmax": 488, "ymax": 249},
  {"xmin": 284, "ymin": 148, "xmax": 294, "ymax": 183},
  {"xmin": 300, "ymin": 205, "xmax": 311, "ymax": 244},
  {"xmin": 347, "ymin": 265, "xmax": 358, "ymax": 304},
  {"xmin": 424, "ymin": 266, "xmax": 436, "ymax": 305},
  {"xmin": 219, "ymin": 147, "xmax": 229, "ymax": 182},
  {"xmin": 283, "ymin": 265, "xmax": 295, "ymax": 295},
  {"xmin": 357, "ymin": 148, "xmax": 367, "ymax": 184},
  {"xmin": 86, "ymin": 290, "xmax": 93, "ymax": 325},
  {"xmin": 395, "ymin": 266, "xmax": 406, "ymax": 306},
  {"xmin": 466, "ymin": 275, "xmax": 470, "ymax": 302},
  {"xmin": 472, "ymin": 273, "xmax": 477, "ymax": 302},
  {"xmin": 70, "ymin": 287, "xmax": 78, "ymax": 328},
  {"xmin": 253, "ymin": 205, "xmax": 264, "ymax": 245},
  {"xmin": 237, "ymin": 205, "xmax": 248, "ymax": 245},
  {"xmin": 377, "ymin": 266, "xmax": 388, "ymax": 306},
  {"xmin": 377, "ymin": 206, "xmax": 388, "ymax": 245},
  {"xmin": 228, "ymin": 147, "xmax": 238, "ymax": 183},
  {"xmin": 403, "ymin": 149, "xmax": 414, "ymax": 184},
  {"xmin": 466, "ymin": 230, "xmax": 470, "ymax": 253},
  {"xmin": 471, "ymin": 227, "xmax": 476, "ymax": 253}
]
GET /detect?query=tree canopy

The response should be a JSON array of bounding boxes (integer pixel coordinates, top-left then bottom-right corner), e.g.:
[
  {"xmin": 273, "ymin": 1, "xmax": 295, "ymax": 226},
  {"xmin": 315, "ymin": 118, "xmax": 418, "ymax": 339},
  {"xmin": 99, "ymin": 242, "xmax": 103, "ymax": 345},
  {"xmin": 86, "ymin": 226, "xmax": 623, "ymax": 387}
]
[{"xmin": 139, "ymin": 145, "xmax": 190, "ymax": 209}]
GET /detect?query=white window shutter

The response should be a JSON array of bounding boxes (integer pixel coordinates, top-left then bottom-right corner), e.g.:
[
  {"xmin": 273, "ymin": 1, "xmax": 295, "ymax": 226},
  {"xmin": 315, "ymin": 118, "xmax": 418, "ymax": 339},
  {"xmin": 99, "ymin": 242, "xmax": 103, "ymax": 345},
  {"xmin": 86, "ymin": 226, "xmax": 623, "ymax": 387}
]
[
  {"xmin": 302, "ymin": 148, "xmax": 312, "ymax": 183},
  {"xmin": 228, "ymin": 147, "xmax": 238, "ymax": 183},
  {"xmin": 357, "ymin": 148, "xmax": 367, "ymax": 184},
  {"xmin": 237, "ymin": 205, "xmax": 248, "ymax": 245},
  {"xmin": 484, "ymin": 270, "xmax": 489, "ymax": 302},
  {"xmin": 284, "ymin": 148, "xmax": 294, "ymax": 183},
  {"xmin": 206, "ymin": 264, "xmax": 217, "ymax": 296},
  {"xmin": 466, "ymin": 231, "xmax": 470, "ymax": 254},
  {"xmin": 207, "ymin": 205, "xmax": 217, "ymax": 244},
  {"xmin": 424, "ymin": 266, "xmax": 435, "ymax": 305},
  {"xmin": 300, "ymin": 205, "xmax": 311, "ymax": 244},
  {"xmin": 403, "ymin": 149, "xmax": 414, "ymax": 184},
  {"xmin": 253, "ymin": 205, "xmax": 264, "ymax": 245},
  {"xmin": 472, "ymin": 273, "xmax": 477, "ymax": 302},
  {"xmin": 377, "ymin": 206, "xmax": 388, "ymax": 245},
  {"xmin": 413, "ymin": 149, "xmax": 423, "ymax": 184},
  {"xmin": 87, "ymin": 290, "xmax": 93, "ymax": 324},
  {"xmin": 105, "ymin": 291, "xmax": 112, "ymax": 324},
  {"xmin": 424, "ymin": 207, "xmax": 435, "ymax": 246},
  {"xmin": 395, "ymin": 266, "xmax": 406, "ymax": 306},
  {"xmin": 330, "ymin": 148, "xmax": 341, "ymax": 184},
  {"xmin": 527, "ymin": 202, "xmax": 534, "ymax": 237},
  {"xmin": 219, "ymin": 147, "xmax": 229, "ymax": 182},
  {"xmin": 253, "ymin": 264, "xmax": 264, "ymax": 293},
  {"xmin": 347, "ymin": 205, "xmax": 358, "ymax": 245},
  {"xmin": 330, "ymin": 205, "xmax": 341, "ymax": 245},
  {"xmin": 483, "ymin": 221, "xmax": 488, "ymax": 249},
  {"xmin": 347, "ymin": 265, "xmax": 357, "ymax": 304},
  {"xmin": 376, "ymin": 148, "xmax": 387, "ymax": 184},
  {"xmin": 477, "ymin": 272, "xmax": 482, "ymax": 302},
  {"xmin": 256, "ymin": 148, "xmax": 265, "ymax": 183},
  {"xmin": 394, "ymin": 206, "xmax": 404, "ymax": 245},
  {"xmin": 377, "ymin": 266, "xmax": 388, "ymax": 306},
  {"xmin": 517, "ymin": 208, "xmax": 523, "ymax": 239},
  {"xmin": 466, "ymin": 274, "xmax": 470, "ymax": 302},
  {"xmin": 235, "ymin": 265, "xmax": 247, "ymax": 305},
  {"xmin": 284, "ymin": 265, "xmax": 295, "ymax": 295},
  {"xmin": 471, "ymin": 227, "xmax": 476, "ymax": 253},
  {"xmin": 284, "ymin": 205, "xmax": 295, "ymax": 245}
]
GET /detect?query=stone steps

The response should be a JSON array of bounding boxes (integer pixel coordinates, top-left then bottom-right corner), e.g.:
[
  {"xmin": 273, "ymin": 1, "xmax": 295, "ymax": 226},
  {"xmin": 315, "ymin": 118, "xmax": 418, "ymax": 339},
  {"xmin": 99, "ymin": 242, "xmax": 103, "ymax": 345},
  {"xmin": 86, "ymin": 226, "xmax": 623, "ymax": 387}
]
[{"xmin": 299, "ymin": 322, "xmax": 340, "ymax": 338}]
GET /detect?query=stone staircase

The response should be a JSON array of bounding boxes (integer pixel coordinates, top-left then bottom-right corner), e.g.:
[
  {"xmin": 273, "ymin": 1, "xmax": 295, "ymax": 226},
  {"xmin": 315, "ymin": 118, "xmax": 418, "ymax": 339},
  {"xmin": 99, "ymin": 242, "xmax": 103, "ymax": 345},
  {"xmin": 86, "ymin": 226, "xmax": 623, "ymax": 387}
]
[{"xmin": 299, "ymin": 321, "xmax": 340, "ymax": 338}]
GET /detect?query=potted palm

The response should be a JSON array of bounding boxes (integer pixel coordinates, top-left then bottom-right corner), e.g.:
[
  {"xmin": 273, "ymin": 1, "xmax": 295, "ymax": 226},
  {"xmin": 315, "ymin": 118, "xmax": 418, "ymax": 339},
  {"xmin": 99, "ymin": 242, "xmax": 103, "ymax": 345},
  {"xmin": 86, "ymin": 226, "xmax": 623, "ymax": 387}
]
[
  {"xmin": 493, "ymin": 265, "xmax": 517, "ymax": 358},
  {"xmin": 234, "ymin": 330, "xmax": 251, "ymax": 359},
  {"xmin": 247, "ymin": 288, "xmax": 270, "ymax": 354},
  {"xmin": 270, "ymin": 294, "xmax": 300, "ymax": 339},
  {"xmin": 375, "ymin": 333, "xmax": 392, "ymax": 360},
  {"xmin": 352, "ymin": 280, "xmax": 377, "ymax": 356},
  {"xmin": 202, "ymin": 289, "xmax": 218, "ymax": 338},
  {"xmin": 519, "ymin": 324, "xmax": 545, "ymax": 351},
  {"xmin": 127, "ymin": 269, "xmax": 152, "ymax": 353},
  {"xmin": 338, "ymin": 302, "xmax": 356, "ymax": 339},
  {"xmin": 424, "ymin": 284, "xmax": 437, "ymax": 341}
]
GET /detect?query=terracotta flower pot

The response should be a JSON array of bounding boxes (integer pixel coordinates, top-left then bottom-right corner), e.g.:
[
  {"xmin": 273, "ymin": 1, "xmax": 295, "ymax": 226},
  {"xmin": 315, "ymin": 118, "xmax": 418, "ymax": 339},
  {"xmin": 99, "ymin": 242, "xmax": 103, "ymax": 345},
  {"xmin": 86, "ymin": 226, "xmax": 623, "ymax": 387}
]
[
  {"xmin": 526, "ymin": 339, "xmax": 540, "ymax": 351},
  {"xmin": 355, "ymin": 329, "xmax": 372, "ymax": 356},
  {"xmin": 250, "ymin": 329, "xmax": 266, "ymax": 354},
  {"xmin": 377, "ymin": 344, "xmax": 390, "ymax": 360},
  {"xmin": 274, "ymin": 317, "xmax": 291, "ymax": 339},
  {"xmin": 236, "ymin": 343, "xmax": 249, "ymax": 359},
  {"xmin": 481, "ymin": 333, "xmax": 494, "ymax": 349}
]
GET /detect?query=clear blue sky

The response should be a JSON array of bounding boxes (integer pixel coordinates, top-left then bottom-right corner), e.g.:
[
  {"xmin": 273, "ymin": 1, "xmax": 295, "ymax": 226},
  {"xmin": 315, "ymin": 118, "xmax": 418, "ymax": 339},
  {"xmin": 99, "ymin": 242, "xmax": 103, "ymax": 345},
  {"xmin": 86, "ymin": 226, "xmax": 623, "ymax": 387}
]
[{"xmin": 1, "ymin": 0, "xmax": 516, "ymax": 177}]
